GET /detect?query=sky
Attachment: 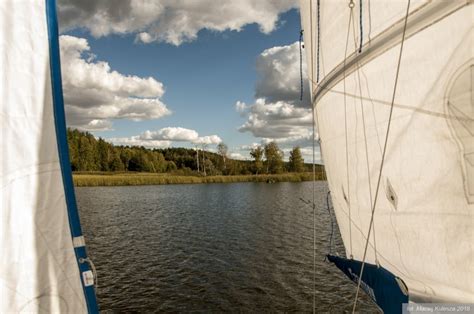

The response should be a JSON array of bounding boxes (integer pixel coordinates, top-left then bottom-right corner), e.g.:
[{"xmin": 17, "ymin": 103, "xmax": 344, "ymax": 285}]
[{"xmin": 57, "ymin": 0, "xmax": 319, "ymax": 162}]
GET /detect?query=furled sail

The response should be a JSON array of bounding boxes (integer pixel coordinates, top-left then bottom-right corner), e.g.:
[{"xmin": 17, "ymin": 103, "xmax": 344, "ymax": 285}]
[
  {"xmin": 300, "ymin": 0, "xmax": 473, "ymax": 310},
  {"xmin": 1, "ymin": 0, "xmax": 98, "ymax": 312}
]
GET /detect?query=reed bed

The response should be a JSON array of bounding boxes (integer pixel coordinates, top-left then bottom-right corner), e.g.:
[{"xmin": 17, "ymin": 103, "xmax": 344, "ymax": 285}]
[{"xmin": 73, "ymin": 172, "xmax": 324, "ymax": 187}]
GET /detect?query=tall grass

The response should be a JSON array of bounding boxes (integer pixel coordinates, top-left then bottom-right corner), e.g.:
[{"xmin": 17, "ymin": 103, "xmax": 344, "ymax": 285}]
[{"xmin": 73, "ymin": 172, "xmax": 325, "ymax": 187}]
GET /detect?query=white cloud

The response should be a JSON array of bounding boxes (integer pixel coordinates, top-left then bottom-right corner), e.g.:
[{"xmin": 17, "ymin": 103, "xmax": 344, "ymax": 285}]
[
  {"xmin": 108, "ymin": 136, "xmax": 172, "ymax": 148},
  {"xmin": 235, "ymin": 101, "xmax": 248, "ymax": 116},
  {"xmin": 193, "ymin": 135, "xmax": 222, "ymax": 145},
  {"xmin": 60, "ymin": 35, "xmax": 171, "ymax": 130},
  {"xmin": 236, "ymin": 41, "xmax": 316, "ymax": 151},
  {"xmin": 229, "ymin": 152, "xmax": 248, "ymax": 160},
  {"xmin": 58, "ymin": 0, "xmax": 298, "ymax": 46},
  {"xmin": 239, "ymin": 143, "xmax": 261, "ymax": 151},
  {"xmin": 81, "ymin": 119, "xmax": 114, "ymax": 131},
  {"xmin": 255, "ymin": 41, "xmax": 310, "ymax": 107},
  {"xmin": 139, "ymin": 127, "xmax": 199, "ymax": 142},
  {"xmin": 107, "ymin": 127, "xmax": 221, "ymax": 147},
  {"xmin": 238, "ymin": 98, "xmax": 312, "ymax": 141}
]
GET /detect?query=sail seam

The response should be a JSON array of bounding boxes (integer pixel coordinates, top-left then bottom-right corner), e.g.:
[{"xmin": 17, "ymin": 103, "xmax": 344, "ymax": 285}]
[{"xmin": 312, "ymin": 0, "xmax": 468, "ymax": 107}]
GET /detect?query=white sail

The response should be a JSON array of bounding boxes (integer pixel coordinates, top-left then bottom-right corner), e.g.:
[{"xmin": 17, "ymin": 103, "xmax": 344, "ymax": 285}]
[
  {"xmin": 1, "ymin": 0, "xmax": 97, "ymax": 312},
  {"xmin": 300, "ymin": 0, "xmax": 473, "ymax": 305}
]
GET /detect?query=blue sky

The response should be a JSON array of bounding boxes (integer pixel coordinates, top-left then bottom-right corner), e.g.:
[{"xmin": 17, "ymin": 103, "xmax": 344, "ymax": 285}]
[{"xmin": 58, "ymin": 1, "xmax": 316, "ymax": 160}]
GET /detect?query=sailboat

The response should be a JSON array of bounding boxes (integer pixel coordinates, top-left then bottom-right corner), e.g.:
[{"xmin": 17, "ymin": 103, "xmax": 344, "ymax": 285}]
[
  {"xmin": 1, "ymin": 0, "xmax": 98, "ymax": 312},
  {"xmin": 299, "ymin": 0, "xmax": 473, "ymax": 312}
]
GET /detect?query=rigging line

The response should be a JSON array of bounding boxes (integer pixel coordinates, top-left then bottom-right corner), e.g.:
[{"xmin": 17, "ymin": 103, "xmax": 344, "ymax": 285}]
[
  {"xmin": 326, "ymin": 191, "xmax": 335, "ymax": 256},
  {"xmin": 309, "ymin": 1, "xmax": 316, "ymax": 313},
  {"xmin": 368, "ymin": 0, "xmax": 372, "ymax": 42},
  {"xmin": 343, "ymin": 2, "xmax": 354, "ymax": 258},
  {"xmin": 300, "ymin": 30, "xmax": 304, "ymax": 101},
  {"xmin": 316, "ymin": 0, "xmax": 321, "ymax": 83},
  {"xmin": 352, "ymin": 0, "xmax": 411, "ymax": 312},
  {"xmin": 312, "ymin": 89, "xmax": 318, "ymax": 314},
  {"xmin": 351, "ymin": 7, "xmax": 378, "ymax": 265},
  {"xmin": 359, "ymin": 0, "xmax": 363, "ymax": 53}
]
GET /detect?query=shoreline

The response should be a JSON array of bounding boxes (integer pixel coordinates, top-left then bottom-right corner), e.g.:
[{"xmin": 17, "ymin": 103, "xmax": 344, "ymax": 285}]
[{"xmin": 73, "ymin": 172, "xmax": 324, "ymax": 187}]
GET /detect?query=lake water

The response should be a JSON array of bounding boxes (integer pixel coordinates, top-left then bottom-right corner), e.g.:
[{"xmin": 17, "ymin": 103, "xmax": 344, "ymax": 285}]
[{"xmin": 76, "ymin": 181, "xmax": 378, "ymax": 312}]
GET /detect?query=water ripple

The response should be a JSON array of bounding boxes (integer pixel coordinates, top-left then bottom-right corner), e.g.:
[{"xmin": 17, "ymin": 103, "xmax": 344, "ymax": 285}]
[{"xmin": 76, "ymin": 181, "xmax": 379, "ymax": 313}]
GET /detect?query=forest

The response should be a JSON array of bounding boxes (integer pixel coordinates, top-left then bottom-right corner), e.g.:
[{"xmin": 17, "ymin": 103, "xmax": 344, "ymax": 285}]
[{"xmin": 67, "ymin": 129, "xmax": 322, "ymax": 176}]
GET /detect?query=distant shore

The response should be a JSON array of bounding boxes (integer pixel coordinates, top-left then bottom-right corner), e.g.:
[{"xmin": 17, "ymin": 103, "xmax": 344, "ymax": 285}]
[{"xmin": 72, "ymin": 172, "xmax": 324, "ymax": 187}]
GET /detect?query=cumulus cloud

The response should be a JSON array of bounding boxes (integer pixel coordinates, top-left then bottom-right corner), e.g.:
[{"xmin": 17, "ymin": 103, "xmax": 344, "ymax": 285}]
[
  {"xmin": 255, "ymin": 42, "xmax": 311, "ymax": 107},
  {"xmin": 229, "ymin": 152, "xmax": 248, "ymax": 160},
  {"xmin": 239, "ymin": 143, "xmax": 262, "ymax": 151},
  {"xmin": 237, "ymin": 98, "xmax": 312, "ymax": 142},
  {"xmin": 193, "ymin": 135, "xmax": 222, "ymax": 145},
  {"xmin": 58, "ymin": 0, "xmax": 298, "ymax": 46},
  {"xmin": 60, "ymin": 35, "xmax": 171, "ymax": 130},
  {"xmin": 107, "ymin": 127, "xmax": 221, "ymax": 147},
  {"xmin": 139, "ymin": 127, "xmax": 199, "ymax": 142},
  {"xmin": 235, "ymin": 101, "xmax": 248, "ymax": 116},
  {"xmin": 107, "ymin": 136, "xmax": 172, "ymax": 148},
  {"xmin": 236, "ymin": 41, "xmax": 316, "ymax": 155},
  {"xmin": 233, "ymin": 41, "xmax": 321, "ymax": 162}
]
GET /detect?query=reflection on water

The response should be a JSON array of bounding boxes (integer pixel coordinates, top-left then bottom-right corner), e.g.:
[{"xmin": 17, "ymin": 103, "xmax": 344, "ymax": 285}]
[{"xmin": 76, "ymin": 181, "xmax": 378, "ymax": 312}]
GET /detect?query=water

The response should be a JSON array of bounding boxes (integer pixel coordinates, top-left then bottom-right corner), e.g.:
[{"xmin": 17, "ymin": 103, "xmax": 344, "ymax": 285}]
[{"xmin": 76, "ymin": 181, "xmax": 379, "ymax": 312}]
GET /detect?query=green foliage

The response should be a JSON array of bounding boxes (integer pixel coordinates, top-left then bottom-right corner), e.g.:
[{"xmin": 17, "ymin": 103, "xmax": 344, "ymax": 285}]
[
  {"xmin": 289, "ymin": 146, "xmax": 305, "ymax": 172},
  {"xmin": 67, "ymin": 129, "xmax": 251, "ymax": 175},
  {"xmin": 264, "ymin": 142, "xmax": 284, "ymax": 174},
  {"xmin": 67, "ymin": 129, "xmax": 325, "ymax": 177},
  {"xmin": 250, "ymin": 146, "xmax": 264, "ymax": 174}
]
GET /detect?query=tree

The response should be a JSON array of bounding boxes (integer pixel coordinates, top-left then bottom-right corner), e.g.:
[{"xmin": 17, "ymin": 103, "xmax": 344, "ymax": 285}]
[
  {"xmin": 289, "ymin": 146, "xmax": 305, "ymax": 172},
  {"xmin": 195, "ymin": 146, "xmax": 200, "ymax": 173},
  {"xmin": 67, "ymin": 128, "xmax": 80, "ymax": 171},
  {"xmin": 217, "ymin": 142, "xmax": 228, "ymax": 171},
  {"xmin": 264, "ymin": 142, "xmax": 284, "ymax": 174},
  {"xmin": 250, "ymin": 146, "xmax": 264, "ymax": 174},
  {"xmin": 78, "ymin": 136, "xmax": 96, "ymax": 171},
  {"xmin": 97, "ymin": 138, "xmax": 111, "ymax": 171},
  {"xmin": 120, "ymin": 148, "xmax": 133, "ymax": 170},
  {"xmin": 201, "ymin": 144, "xmax": 208, "ymax": 176},
  {"xmin": 109, "ymin": 151, "xmax": 125, "ymax": 171}
]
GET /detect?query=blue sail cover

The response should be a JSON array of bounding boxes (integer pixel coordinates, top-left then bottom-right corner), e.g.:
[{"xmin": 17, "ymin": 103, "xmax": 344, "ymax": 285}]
[
  {"xmin": 327, "ymin": 255, "xmax": 408, "ymax": 314},
  {"xmin": 0, "ymin": 0, "xmax": 98, "ymax": 312}
]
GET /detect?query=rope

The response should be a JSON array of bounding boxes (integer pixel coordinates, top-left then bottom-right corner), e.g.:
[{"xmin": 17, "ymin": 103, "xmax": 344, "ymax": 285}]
[
  {"xmin": 300, "ymin": 30, "xmax": 304, "ymax": 101},
  {"xmin": 343, "ymin": 1, "xmax": 354, "ymax": 259},
  {"xmin": 316, "ymin": 0, "xmax": 321, "ymax": 83},
  {"xmin": 359, "ymin": 0, "xmax": 363, "ymax": 53},
  {"xmin": 326, "ymin": 191, "xmax": 335, "ymax": 256},
  {"xmin": 309, "ymin": 1, "xmax": 316, "ymax": 312},
  {"xmin": 79, "ymin": 257, "xmax": 98, "ymax": 289},
  {"xmin": 352, "ymin": 0, "xmax": 411, "ymax": 312},
  {"xmin": 312, "ymin": 84, "xmax": 317, "ymax": 314}
]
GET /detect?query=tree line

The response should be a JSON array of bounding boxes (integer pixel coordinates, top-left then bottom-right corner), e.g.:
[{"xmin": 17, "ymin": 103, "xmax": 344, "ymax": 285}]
[{"xmin": 67, "ymin": 129, "xmax": 322, "ymax": 175}]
